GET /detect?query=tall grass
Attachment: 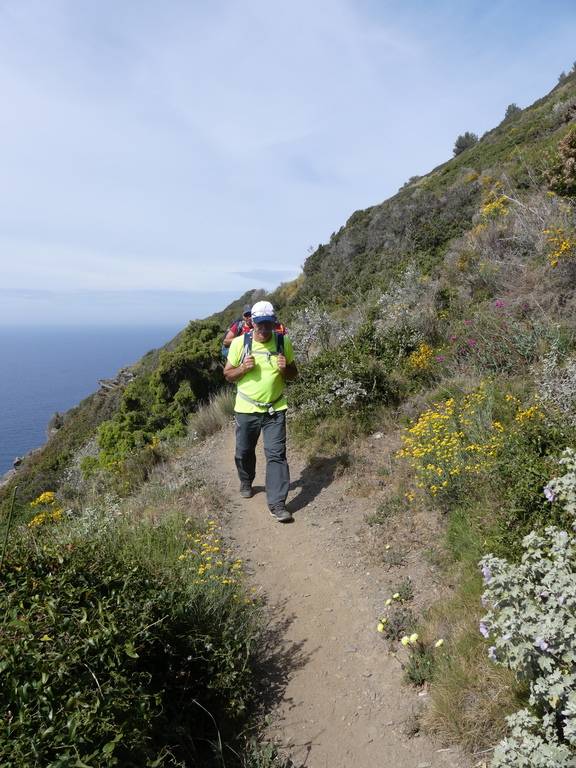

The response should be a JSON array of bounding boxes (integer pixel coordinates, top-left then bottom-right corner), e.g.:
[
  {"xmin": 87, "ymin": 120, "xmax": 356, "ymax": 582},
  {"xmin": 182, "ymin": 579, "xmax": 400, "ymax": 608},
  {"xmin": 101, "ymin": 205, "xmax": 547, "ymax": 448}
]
[{"xmin": 189, "ymin": 389, "xmax": 236, "ymax": 440}]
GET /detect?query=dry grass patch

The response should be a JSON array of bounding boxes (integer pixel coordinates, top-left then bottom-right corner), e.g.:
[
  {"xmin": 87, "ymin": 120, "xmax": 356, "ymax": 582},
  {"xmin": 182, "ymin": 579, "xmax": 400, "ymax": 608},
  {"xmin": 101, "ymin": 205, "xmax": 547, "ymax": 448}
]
[
  {"xmin": 121, "ymin": 470, "xmax": 224, "ymax": 526},
  {"xmin": 188, "ymin": 388, "xmax": 236, "ymax": 440},
  {"xmin": 421, "ymin": 568, "xmax": 526, "ymax": 753},
  {"xmin": 424, "ymin": 635, "xmax": 522, "ymax": 753}
]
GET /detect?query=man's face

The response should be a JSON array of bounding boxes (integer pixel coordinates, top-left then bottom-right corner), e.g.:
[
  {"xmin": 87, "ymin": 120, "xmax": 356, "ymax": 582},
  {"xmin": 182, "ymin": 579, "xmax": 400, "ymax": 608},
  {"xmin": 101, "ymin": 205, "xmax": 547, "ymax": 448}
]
[
  {"xmin": 252, "ymin": 319, "xmax": 274, "ymax": 340},
  {"xmin": 243, "ymin": 313, "xmax": 253, "ymax": 327}
]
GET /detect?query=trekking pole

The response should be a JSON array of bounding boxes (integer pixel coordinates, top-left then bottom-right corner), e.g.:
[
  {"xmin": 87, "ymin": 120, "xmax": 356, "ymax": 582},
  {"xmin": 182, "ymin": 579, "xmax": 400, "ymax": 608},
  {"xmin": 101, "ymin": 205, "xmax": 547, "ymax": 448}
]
[{"xmin": 0, "ymin": 486, "xmax": 18, "ymax": 573}]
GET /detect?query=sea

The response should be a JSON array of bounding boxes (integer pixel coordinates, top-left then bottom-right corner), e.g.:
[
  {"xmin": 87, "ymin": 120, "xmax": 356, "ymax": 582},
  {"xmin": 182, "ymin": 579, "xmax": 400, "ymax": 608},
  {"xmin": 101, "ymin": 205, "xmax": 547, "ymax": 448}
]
[{"xmin": 0, "ymin": 326, "xmax": 180, "ymax": 477}]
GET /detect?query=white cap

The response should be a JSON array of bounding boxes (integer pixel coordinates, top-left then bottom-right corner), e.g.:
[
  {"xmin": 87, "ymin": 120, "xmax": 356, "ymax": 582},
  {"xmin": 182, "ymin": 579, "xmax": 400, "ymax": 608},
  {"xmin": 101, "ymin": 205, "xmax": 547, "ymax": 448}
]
[{"xmin": 251, "ymin": 300, "xmax": 277, "ymax": 323}]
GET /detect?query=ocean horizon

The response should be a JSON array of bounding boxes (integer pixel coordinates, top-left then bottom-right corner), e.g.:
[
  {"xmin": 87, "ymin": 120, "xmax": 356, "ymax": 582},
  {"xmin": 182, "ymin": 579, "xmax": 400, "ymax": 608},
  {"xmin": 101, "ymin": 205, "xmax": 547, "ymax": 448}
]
[{"xmin": 0, "ymin": 325, "xmax": 181, "ymax": 477}]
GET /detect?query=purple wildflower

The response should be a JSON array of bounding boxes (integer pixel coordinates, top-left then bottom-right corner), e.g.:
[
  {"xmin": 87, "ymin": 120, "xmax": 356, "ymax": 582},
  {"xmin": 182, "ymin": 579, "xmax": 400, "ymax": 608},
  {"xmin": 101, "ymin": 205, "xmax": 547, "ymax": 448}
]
[
  {"xmin": 479, "ymin": 621, "xmax": 490, "ymax": 639},
  {"xmin": 494, "ymin": 299, "xmax": 506, "ymax": 309},
  {"xmin": 544, "ymin": 484, "xmax": 556, "ymax": 503},
  {"xmin": 435, "ymin": 355, "xmax": 446, "ymax": 362},
  {"xmin": 535, "ymin": 637, "xmax": 549, "ymax": 651},
  {"xmin": 488, "ymin": 646, "xmax": 498, "ymax": 662},
  {"xmin": 449, "ymin": 335, "xmax": 458, "ymax": 342},
  {"xmin": 466, "ymin": 338, "xmax": 477, "ymax": 347},
  {"xmin": 464, "ymin": 319, "xmax": 472, "ymax": 326},
  {"xmin": 481, "ymin": 564, "xmax": 492, "ymax": 583}
]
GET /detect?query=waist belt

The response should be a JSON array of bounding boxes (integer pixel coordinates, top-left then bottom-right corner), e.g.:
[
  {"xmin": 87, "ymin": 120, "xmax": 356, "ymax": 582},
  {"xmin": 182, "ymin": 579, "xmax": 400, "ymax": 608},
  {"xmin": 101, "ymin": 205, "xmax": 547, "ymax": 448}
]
[{"xmin": 237, "ymin": 390, "xmax": 284, "ymax": 415}]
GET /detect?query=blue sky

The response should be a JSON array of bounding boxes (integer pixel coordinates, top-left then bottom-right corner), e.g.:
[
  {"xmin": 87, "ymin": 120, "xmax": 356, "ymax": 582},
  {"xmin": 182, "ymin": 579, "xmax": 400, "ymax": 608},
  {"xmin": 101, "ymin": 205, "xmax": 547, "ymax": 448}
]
[{"xmin": 1, "ymin": 0, "xmax": 575, "ymax": 326}]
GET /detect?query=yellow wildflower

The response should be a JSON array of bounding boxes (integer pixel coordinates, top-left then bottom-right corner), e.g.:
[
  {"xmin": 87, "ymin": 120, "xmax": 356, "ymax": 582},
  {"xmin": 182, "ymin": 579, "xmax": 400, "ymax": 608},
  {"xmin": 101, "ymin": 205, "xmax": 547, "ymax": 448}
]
[{"xmin": 407, "ymin": 343, "xmax": 435, "ymax": 372}]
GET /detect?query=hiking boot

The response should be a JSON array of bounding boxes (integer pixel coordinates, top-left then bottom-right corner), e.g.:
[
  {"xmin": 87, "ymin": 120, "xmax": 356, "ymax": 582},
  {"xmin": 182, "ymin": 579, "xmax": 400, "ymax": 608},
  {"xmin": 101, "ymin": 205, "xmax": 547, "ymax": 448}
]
[
  {"xmin": 270, "ymin": 504, "xmax": 293, "ymax": 523},
  {"xmin": 239, "ymin": 483, "xmax": 253, "ymax": 498}
]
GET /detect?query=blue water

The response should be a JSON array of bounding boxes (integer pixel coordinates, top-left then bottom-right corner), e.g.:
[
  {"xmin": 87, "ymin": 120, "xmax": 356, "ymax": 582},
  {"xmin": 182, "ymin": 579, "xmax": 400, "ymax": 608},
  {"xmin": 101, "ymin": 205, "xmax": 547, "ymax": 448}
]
[{"xmin": 0, "ymin": 326, "xmax": 180, "ymax": 476}]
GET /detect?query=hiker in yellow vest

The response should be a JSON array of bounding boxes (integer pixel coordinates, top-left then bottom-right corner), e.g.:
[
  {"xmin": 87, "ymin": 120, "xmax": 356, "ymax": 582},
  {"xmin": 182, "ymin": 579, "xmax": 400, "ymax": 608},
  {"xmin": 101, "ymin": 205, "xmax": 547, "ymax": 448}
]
[{"xmin": 224, "ymin": 301, "xmax": 298, "ymax": 523}]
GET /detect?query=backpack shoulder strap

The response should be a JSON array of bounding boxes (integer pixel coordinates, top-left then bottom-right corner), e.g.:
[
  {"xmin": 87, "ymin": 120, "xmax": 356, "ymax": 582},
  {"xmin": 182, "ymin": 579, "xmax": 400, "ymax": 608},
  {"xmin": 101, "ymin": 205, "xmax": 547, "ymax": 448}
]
[
  {"xmin": 240, "ymin": 330, "xmax": 253, "ymax": 363},
  {"xmin": 275, "ymin": 331, "xmax": 285, "ymax": 355}
]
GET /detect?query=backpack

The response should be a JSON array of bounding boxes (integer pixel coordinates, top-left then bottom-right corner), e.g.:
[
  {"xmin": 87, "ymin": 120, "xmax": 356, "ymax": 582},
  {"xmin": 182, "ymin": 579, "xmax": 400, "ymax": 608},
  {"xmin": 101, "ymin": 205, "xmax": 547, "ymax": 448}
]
[{"xmin": 221, "ymin": 318, "xmax": 248, "ymax": 360}]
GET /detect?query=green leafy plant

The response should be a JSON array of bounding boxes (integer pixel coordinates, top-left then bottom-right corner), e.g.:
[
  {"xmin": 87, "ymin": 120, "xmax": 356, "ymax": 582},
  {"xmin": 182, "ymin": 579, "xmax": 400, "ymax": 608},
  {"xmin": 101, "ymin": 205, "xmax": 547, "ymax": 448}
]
[
  {"xmin": 0, "ymin": 511, "xmax": 259, "ymax": 767},
  {"xmin": 404, "ymin": 643, "xmax": 435, "ymax": 686}
]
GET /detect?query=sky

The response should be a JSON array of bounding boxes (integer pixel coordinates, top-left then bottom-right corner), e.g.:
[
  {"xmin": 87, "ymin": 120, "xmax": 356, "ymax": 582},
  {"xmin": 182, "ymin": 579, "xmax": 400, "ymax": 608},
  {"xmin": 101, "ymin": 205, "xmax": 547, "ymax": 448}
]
[{"xmin": 1, "ymin": 0, "xmax": 575, "ymax": 326}]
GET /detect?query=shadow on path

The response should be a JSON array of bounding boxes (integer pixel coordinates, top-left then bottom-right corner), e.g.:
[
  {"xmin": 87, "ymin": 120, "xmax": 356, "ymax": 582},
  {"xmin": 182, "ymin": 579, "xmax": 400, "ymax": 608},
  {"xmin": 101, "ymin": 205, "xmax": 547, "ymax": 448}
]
[
  {"xmin": 253, "ymin": 598, "xmax": 314, "ymax": 713},
  {"xmin": 287, "ymin": 453, "xmax": 349, "ymax": 514}
]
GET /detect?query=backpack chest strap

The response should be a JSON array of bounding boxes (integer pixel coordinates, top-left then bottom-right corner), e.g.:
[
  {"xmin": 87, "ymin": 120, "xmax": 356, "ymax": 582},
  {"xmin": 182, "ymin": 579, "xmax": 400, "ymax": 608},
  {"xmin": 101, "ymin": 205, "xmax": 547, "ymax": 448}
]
[{"xmin": 237, "ymin": 391, "xmax": 284, "ymax": 414}]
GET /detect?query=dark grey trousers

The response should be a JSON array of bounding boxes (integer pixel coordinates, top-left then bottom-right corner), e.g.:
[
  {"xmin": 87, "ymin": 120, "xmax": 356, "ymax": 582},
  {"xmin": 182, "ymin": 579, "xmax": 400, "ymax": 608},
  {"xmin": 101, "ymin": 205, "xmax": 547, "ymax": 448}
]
[{"xmin": 234, "ymin": 411, "xmax": 290, "ymax": 510}]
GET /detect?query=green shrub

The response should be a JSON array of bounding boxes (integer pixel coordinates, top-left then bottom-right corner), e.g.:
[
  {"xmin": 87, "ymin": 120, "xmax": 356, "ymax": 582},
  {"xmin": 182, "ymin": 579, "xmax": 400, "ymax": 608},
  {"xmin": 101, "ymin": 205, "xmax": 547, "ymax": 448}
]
[
  {"xmin": 290, "ymin": 324, "xmax": 398, "ymax": 420},
  {"xmin": 97, "ymin": 320, "xmax": 223, "ymax": 468},
  {"xmin": 487, "ymin": 407, "xmax": 576, "ymax": 557},
  {"xmin": 0, "ymin": 511, "xmax": 259, "ymax": 767}
]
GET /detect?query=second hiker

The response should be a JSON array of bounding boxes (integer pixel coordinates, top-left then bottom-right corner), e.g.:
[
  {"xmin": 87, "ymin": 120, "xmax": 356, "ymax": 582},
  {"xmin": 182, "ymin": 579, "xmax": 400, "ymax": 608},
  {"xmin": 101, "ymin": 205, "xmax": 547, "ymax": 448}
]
[
  {"xmin": 221, "ymin": 304, "xmax": 253, "ymax": 359},
  {"xmin": 224, "ymin": 300, "xmax": 298, "ymax": 523}
]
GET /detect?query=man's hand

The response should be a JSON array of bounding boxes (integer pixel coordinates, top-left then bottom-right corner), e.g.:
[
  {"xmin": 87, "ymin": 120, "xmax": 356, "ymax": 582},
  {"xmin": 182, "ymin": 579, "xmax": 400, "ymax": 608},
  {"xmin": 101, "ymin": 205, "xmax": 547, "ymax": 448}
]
[
  {"xmin": 224, "ymin": 354, "xmax": 255, "ymax": 383},
  {"xmin": 277, "ymin": 354, "xmax": 298, "ymax": 381}
]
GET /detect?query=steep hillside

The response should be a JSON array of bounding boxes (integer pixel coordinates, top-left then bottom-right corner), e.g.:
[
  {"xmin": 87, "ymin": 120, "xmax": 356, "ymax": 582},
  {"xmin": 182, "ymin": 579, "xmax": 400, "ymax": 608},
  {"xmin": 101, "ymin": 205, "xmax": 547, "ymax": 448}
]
[{"xmin": 274, "ymin": 72, "xmax": 576, "ymax": 309}]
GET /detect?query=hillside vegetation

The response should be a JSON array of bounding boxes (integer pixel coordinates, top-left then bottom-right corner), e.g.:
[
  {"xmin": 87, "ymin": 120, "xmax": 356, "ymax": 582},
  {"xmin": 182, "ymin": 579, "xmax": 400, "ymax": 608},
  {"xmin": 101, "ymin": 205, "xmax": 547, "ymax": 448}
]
[{"xmin": 2, "ymin": 69, "xmax": 576, "ymax": 765}]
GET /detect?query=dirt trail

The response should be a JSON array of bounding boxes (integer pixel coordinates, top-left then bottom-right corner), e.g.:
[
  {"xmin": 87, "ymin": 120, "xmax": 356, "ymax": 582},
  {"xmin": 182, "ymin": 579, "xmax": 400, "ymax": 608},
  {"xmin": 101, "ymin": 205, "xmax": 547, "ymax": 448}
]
[{"xmin": 214, "ymin": 426, "xmax": 469, "ymax": 768}]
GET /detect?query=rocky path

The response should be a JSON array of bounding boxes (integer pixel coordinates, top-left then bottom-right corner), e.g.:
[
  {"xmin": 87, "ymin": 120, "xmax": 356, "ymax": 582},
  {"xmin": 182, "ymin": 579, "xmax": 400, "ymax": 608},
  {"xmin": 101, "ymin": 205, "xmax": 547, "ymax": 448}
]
[{"xmin": 213, "ymin": 426, "xmax": 470, "ymax": 768}]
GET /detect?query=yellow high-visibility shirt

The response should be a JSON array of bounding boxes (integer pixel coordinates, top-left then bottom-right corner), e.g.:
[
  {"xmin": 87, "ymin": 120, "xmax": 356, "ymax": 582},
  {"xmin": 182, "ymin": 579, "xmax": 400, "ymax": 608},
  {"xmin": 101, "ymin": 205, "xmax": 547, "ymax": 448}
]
[{"xmin": 228, "ymin": 333, "xmax": 294, "ymax": 413}]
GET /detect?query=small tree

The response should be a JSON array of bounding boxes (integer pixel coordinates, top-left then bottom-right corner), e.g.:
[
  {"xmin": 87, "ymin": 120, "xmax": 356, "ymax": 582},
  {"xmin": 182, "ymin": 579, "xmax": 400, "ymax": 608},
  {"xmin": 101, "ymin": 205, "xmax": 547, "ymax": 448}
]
[
  {"xmin": 504, "ymin": 103, "xmax": 521, "ymax": 121},
  {"xmin": 558, "ymin": 71, "xmax": 568, "ymax": 84},
  {"xmin": 453, "ymin": 131, "xmax": 479, "ymax": 156}
]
